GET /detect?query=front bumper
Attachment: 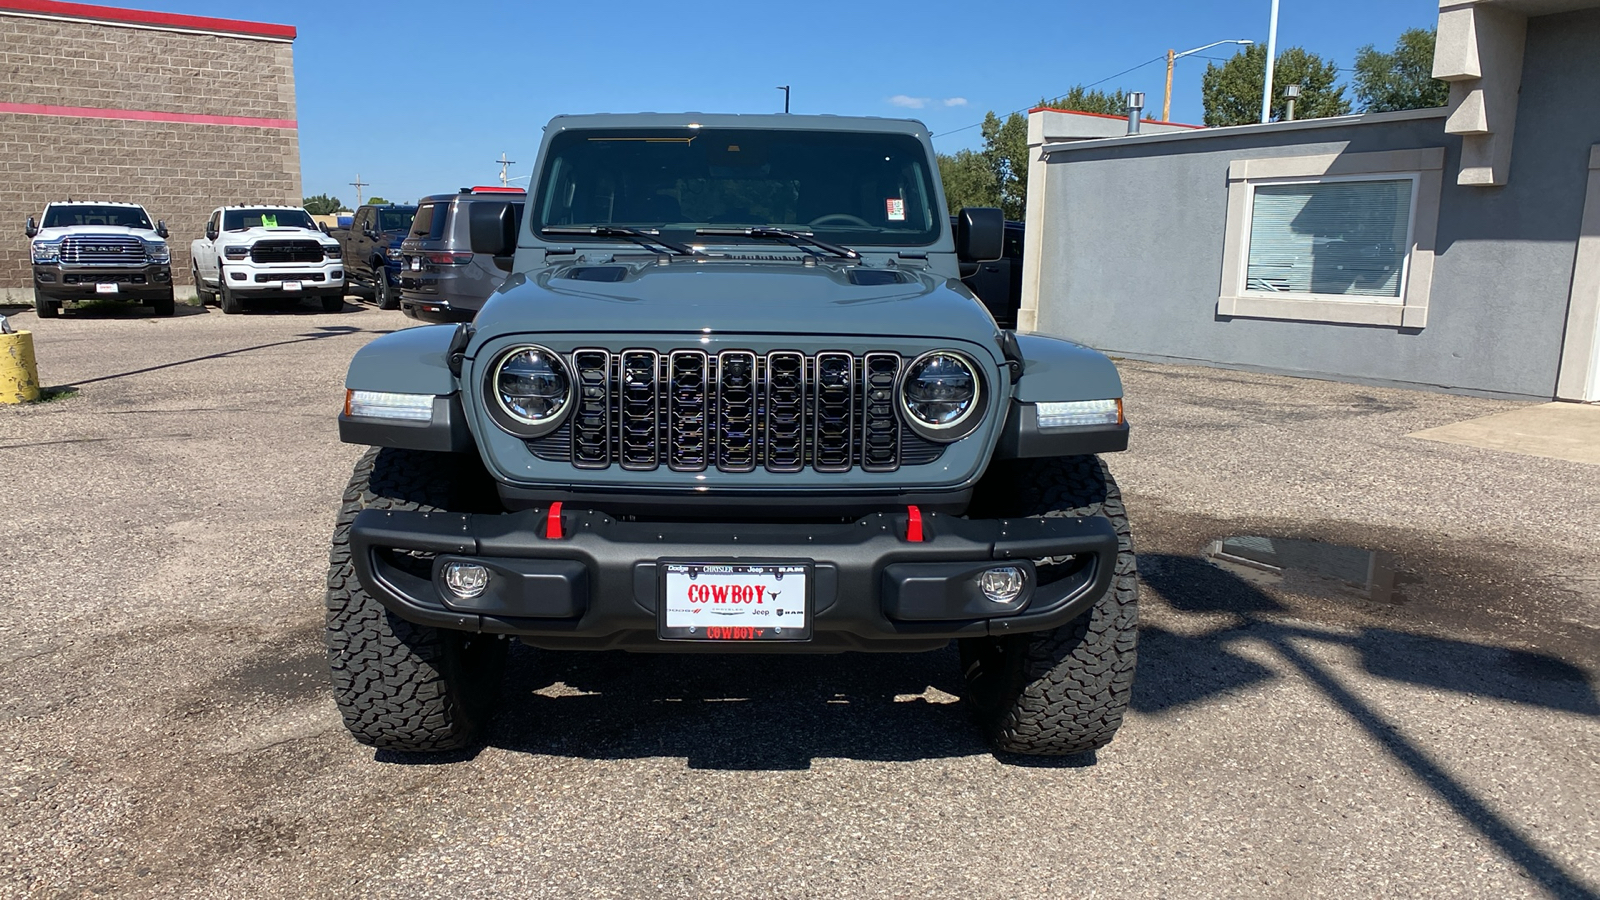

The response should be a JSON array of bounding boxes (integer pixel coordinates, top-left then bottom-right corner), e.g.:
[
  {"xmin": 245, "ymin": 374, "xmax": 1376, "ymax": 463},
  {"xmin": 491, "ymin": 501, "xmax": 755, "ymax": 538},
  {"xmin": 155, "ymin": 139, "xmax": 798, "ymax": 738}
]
[
  {"xmin": 34, "ymin": 264, "xmax": 171, "ymax": 299},
  {"xmin": 221, "ymin": 261, "xmax": 344, "ymax": 297},
  {"xmin": 350, "ymin": 506, "xmax": 1119, "ymax": 652}
]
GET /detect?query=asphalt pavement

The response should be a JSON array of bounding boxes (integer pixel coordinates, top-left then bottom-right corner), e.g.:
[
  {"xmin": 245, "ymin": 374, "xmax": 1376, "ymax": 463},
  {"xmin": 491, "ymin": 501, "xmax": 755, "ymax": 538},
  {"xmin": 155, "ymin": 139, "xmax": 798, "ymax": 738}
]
[{"xmin": 1, "ymin": 299, "xmax": 1596, "ymax": 899}]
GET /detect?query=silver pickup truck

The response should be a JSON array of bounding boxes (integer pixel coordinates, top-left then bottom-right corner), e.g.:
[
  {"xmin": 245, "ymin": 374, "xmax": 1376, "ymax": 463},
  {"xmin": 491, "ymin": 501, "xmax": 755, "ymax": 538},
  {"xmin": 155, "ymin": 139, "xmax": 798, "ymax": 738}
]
[{"xmin": 327, "ymin": 113, "xmax": 1138, "ymax": 759}]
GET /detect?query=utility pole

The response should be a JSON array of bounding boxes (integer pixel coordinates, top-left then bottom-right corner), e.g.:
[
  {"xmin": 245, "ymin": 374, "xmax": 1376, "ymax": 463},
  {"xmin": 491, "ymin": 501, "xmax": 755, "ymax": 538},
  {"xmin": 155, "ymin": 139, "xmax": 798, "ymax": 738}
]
[
  {"xmin": 1260, "ymin": 0, "xmax": 1281, "ymax": 124},
  {"xmin": 1163, "ymin": 40, "xmax": 1253, "ymax": 124},
  {"xmin": 495, "ymin": 152, "xmax": 516, "ymax": 188},
  {"xmin": 349, "ymin": 174, "xmax": 368, "ymax": 206},
  {"xmin": 776, "ymin": 85, "xmax": 790, "ymax": 114}
]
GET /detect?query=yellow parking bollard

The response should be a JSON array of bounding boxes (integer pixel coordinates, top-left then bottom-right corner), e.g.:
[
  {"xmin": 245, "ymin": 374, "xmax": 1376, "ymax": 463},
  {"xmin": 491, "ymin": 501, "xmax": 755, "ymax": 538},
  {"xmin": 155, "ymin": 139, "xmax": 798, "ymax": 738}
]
[{"xmin": 2, "ymin": 329, "xmax": 42, "ymax": 404}]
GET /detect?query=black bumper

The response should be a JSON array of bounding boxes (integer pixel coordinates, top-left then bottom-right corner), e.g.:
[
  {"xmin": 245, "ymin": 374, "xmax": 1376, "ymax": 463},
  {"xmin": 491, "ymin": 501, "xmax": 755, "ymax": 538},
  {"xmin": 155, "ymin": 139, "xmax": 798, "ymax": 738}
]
[
  {"xmin": 34, "ymin": 264, "xmax": 171, "ymax": 300},
  {"xmin": 349, "ymin": 506, "xmax": 1120, "ymax": 653}
]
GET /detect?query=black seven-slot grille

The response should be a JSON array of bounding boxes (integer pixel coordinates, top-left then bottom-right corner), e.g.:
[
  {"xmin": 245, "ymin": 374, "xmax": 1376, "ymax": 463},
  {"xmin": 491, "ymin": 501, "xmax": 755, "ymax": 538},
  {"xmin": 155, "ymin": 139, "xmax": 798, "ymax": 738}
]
[
  {"xmin": 528, "ymin": 349, "xmax": 947, "ymax": 473},
  {"xmin": 251, "ymin": 240, "xmax": 325, "ymax": 263}
]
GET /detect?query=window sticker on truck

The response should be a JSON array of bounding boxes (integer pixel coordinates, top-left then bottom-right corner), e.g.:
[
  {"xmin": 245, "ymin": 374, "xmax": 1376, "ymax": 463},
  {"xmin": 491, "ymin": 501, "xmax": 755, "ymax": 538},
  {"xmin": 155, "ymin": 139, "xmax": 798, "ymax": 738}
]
[{"xmin": 886, "ymin": 198, "xmax": 906, "ymax": 221}]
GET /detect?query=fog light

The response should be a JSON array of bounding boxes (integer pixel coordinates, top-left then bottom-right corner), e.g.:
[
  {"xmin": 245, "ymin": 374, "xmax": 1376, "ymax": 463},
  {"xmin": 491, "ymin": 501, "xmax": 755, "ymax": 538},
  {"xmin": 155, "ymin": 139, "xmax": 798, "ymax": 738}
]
[
  {"xmin": 978, "ymin": 566, "xmax": 1025, "ymax": 604},
  {"xmin": 442, "ymin": 563, "xmax": 490, "ymax": 599}
]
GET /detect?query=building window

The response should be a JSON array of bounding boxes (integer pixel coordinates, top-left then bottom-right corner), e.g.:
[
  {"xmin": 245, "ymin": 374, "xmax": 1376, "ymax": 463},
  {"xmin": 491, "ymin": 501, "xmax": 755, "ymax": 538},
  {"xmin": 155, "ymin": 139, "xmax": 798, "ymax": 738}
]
[{"xmin": 1219, "ymin": 148, "xmax": 1443, "ymax": 328}]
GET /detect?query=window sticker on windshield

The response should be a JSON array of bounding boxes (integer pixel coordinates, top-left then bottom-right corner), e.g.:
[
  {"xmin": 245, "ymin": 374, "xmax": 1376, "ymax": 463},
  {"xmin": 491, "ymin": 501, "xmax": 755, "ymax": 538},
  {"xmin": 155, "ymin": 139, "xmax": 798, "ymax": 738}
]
[
  {"xmin": 261, "ymin": 214, "xmax": 278, "ymax": 227},
  {"xmin": 885, "ymin": 198, "xmax": 906, "ymax": 222}
]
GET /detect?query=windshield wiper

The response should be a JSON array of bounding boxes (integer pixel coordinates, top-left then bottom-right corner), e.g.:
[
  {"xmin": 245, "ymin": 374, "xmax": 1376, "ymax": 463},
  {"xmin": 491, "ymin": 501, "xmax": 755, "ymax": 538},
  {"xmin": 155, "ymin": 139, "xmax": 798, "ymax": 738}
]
[
  {"xmin": 695, "ymin": 227, "xmax": 860, "ymax": 260},
  {"xmin": 542, "ymin": 225, "xmax": 694, "ymax": 256}
]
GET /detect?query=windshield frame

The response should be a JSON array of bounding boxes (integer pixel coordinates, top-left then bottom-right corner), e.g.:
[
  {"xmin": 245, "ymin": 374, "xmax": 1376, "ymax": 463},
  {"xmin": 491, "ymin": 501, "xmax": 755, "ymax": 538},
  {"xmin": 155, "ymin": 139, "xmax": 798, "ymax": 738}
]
[
  {"xmin": 531, "ymin": 126, "xmax": 943, "ymax": 250},
  {"xmin": 41, "ymin": 204, "xmax": 153, "ymax": 230},
  {"xmin": 222, "ymin": 208, "xmax": 317, "ymax": 231}
]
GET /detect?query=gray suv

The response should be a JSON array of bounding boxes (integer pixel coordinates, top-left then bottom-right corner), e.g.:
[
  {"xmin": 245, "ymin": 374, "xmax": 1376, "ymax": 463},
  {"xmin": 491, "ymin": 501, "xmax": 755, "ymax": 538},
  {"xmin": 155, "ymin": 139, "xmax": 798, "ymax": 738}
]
[
  {"xmin": 397, "ymin": 187, "xmax": 525, "ymax": 322},
  {"xmin": 330, "ymin": 113, "xmax": 1136, "ymax": 760}
]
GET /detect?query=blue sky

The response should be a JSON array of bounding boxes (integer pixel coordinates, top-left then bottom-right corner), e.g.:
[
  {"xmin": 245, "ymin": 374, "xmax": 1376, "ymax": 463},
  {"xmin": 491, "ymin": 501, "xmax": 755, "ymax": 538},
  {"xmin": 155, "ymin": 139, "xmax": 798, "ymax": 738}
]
[{"xmin": 116, "ymin": 0, "xmax": 1440, "ymax": 205}]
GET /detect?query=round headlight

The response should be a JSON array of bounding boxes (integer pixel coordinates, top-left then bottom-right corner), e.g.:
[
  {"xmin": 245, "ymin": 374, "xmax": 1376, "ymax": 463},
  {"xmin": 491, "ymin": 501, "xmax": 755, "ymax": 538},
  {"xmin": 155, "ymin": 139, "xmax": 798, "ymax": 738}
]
[
  {"xmin": 900, "ymin": 350, "xmax": 983, "ymax": 440},
  {"xmin": 489, "ymin": 345, "xmax": 572, "ymax": 435}
]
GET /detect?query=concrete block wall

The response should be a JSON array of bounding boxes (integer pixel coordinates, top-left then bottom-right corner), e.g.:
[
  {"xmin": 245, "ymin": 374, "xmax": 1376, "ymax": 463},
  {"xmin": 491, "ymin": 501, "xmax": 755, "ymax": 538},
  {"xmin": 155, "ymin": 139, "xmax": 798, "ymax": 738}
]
[{"xmin": 0, "ymin": 10, "xmax": 300, "ymax": 298}]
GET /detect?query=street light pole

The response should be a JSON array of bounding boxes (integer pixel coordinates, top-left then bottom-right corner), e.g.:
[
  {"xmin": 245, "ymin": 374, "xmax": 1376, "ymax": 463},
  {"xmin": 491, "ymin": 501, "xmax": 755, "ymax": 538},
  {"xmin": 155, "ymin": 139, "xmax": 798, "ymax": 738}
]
[
  {"xmin": 1163, "ymin": 39, "xmax": 1254, "ymax": 123},
  {"xmin": 1260, "ymin": 0, "xmax": 1281, "ymax": 124},
  {"xmin": 776, "ymin": 85, "xmax": 790, "ymax": 114}
]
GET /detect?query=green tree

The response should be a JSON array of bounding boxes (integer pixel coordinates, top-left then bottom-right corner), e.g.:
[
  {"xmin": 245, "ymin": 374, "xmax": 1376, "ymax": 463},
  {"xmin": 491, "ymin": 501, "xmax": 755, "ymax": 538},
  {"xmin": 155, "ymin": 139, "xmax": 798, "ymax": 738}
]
[
  {"xmin": 981, "ymin": 110, "xmax": 1030, "ymax": 221},
  {"xmin": 1353, "ymin": 28, "xmax": 1449, "ymax": 112},
  {"xmin": 1037, "ymin": 85, "xmax": 1134, "ymax": 117},
  {"xmin": 365, "ymin": 195, "xmax": 389, "ymax": 206},
  {"xmin": 1202, "ymin": 44, "xmax": 1351, "ymax": 126},
  {"xmin": 937, "ymin": 148, "xmax": 999, "ymax": 214},
  {"xmin": 303, "ymin": 193, "xmax": 342, "ymax": 215}
]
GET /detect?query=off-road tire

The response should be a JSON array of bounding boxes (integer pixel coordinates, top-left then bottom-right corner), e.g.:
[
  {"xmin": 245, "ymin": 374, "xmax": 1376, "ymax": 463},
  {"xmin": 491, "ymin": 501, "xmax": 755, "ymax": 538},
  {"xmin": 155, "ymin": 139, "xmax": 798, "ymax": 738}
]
[
  {"xmin": 959, "ymin": 455, "xmax": 1139, "ymax": 756},
  {"xmin": 220, "ymin": 280, "xmax": 242, "ymax": 315},
  {"xmin": 321, "ymin": 293, "xmax": 344, "ymax": 313},
  {"xmin": 373, "ymin": 268, "xmax": 399, "ymax": 310},
  {"xmin": 33, "ymin": 289, "xmax": 60, "ymax": 319},
  {"xmin": 151, "ymin": 291, "xmax": 176, "ymax": 317},
  {"xmin": 326, "ymin": 447, "xmax": 508, "ymax": 751}
]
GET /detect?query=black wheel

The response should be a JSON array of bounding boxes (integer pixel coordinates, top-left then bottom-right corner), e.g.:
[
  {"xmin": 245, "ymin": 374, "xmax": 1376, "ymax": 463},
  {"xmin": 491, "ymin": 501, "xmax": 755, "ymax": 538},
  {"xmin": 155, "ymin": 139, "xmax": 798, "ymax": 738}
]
[
  {"xmin": 321, "ymin": 293, "xmax": 345, "ymax": 313},
  {"xmin": 151, "ymin": 291, "xmax": 176, "ymax": 317},
  {"xmin": 326, "ymin": 447, "xmax": 508, "ymax": 752},
  {"xmin": 191, "ymin": 265, "xmax": 212, "ymax": 307},
  {"xmin": 959, "ymin": 455, "xmax": 1139, "ymax": 756},
  {"xmin": 373, "ymin": 269, "xmax": 399, "ymax": 310},
  {"xmin": 33, "ymin": 289, "xmax": 60, "ymax": 319},
  {"xmin": 220, "ymin": 280, "xmax": 242, "ymax": 315}
]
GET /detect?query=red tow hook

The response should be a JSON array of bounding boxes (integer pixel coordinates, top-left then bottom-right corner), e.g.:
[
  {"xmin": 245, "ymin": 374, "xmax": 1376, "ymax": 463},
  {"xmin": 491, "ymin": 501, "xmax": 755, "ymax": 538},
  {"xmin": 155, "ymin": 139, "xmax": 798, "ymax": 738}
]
[
  {"xmin": 545, "ymin": 501, "xmax": 564, "ymax": 539},
  {"xmin": 905, "ymin": 505, "xmax": 925, "ymax": 542}
]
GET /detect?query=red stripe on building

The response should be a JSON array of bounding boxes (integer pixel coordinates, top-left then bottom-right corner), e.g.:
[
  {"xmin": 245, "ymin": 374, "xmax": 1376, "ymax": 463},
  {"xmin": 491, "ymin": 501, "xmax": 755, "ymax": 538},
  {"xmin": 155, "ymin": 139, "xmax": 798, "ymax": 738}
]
[
  {"xmin": 1028, "ymin": 106, "xmax": 1204, "ymax": 129},
  {"xmin": 0, "ymin": 0, "xmax": 295, "ymax": 39},
  {"xmin": 0, "ymin": 101, "xmax": 297, "ymax": 129}
]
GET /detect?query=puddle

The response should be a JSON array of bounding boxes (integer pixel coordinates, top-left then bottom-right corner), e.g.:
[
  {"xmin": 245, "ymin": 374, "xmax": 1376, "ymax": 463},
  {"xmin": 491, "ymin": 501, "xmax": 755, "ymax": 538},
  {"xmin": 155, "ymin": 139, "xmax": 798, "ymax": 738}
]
[{"xmin": 1204, "ymin": 536, "xmax": 1415, "ymax": 604}]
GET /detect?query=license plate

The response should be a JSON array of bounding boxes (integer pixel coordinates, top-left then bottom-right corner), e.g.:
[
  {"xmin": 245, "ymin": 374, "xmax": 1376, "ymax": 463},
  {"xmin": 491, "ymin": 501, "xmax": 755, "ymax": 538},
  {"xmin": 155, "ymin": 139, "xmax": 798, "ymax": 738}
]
[
  {"xmin": 95, "ymin": 282, "xmax": 118, "ymax": 294},
  {"xmin": 659, "ymin": 562, "xmax": 810, "ymax": 641},
  {"xmin": 281, "ymin": 280, "xmax": 302, "ymax": 292},
  {"xmin": 409, "ymin": 257, "xmax": 421, "ymax": 271}
]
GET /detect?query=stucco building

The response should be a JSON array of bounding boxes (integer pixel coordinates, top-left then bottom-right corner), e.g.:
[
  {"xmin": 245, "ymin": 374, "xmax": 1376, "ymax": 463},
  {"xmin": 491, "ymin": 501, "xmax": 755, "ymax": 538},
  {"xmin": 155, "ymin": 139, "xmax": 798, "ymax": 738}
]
[
  {"xmin": 1021, "ymin": 0, "xmax": 1600, "ymax": 402},
  {"xmin": 0, "ymin": 0, "xmax": 300, "ymax": 300}
]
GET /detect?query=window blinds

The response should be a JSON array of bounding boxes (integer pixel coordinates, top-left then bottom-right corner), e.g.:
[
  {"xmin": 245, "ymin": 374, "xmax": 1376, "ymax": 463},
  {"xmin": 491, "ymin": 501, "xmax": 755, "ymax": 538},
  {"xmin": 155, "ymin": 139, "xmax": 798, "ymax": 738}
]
[{"xmin": 1245, "ymin": 179, "xmax": 1413, "ymax": 300}]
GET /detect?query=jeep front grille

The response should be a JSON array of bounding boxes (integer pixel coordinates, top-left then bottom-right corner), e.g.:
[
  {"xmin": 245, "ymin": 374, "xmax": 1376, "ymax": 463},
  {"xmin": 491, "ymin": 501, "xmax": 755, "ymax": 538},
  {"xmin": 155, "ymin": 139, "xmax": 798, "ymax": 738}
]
[
  {"xmin": 250, "ymin": 240, "xmax": 325, "ymax": 263},
  {"xmin": 527, "ymin": 349, "xmax": 946, "ymax": 472},
  {"xmin": 60, "ymin": 236, "xmax": 145, "ymax": 266}
]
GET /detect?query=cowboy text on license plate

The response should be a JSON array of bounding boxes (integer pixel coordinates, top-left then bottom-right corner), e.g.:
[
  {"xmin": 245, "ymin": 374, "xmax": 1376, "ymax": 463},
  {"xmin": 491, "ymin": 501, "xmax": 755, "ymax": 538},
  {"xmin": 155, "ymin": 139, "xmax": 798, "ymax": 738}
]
[{"xmin": 660, "ymin": 563, "xmax": 809, "ymax": 641}]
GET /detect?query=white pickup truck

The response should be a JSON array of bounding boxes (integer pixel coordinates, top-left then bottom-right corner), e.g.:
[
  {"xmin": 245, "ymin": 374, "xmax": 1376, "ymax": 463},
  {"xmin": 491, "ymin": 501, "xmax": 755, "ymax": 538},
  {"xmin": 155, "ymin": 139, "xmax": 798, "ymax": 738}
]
[{"xmin": 190, "ymin": 206, "xmax": 345, "ymax": 313}]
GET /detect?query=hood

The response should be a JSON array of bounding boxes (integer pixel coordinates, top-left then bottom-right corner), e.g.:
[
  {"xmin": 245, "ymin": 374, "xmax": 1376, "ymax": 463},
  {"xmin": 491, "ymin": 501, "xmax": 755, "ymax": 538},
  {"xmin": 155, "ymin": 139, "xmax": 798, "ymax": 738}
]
[
  {"xmin": 474, "ymin": 257, "xmax": 998, "ymax": 342},
  {"xmin": 32, "ymin": 225, "xmax": 160, "ymax": 242},
  {"xmin": 221, "ymin": 226, "xmax": 334, "ymax": 245}
]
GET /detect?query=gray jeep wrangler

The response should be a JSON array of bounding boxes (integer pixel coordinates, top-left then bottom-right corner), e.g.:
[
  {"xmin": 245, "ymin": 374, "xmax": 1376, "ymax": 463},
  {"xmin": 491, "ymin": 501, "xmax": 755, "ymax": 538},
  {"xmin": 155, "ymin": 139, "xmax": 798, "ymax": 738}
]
[{"xmin": 328, "ymin": 113, "xmax": 1137, "ymax": 757}]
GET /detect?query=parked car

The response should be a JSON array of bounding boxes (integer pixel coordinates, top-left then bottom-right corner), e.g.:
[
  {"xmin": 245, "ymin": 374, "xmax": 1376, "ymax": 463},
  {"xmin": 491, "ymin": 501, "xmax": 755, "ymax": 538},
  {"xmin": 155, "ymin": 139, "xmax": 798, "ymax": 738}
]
[
  {"xmin": 397, "ymin": 187, "xmax": 525, "ymax": 322},
  {"xmin": 191, "ymin": 206, "xmax": 345, "ymax": 314},
  {"xmin": 26, "ymin": 201, "xmax": 174, "ymax": 318},
  {"xmin": 329, "ymin": 113, "xmax": 1135, "ymax": 759},
  {"xmin": 335, "ymin": 203, "xmax": 416, "ymax": 310},
  {"xmin": 952, "ymin": 216, "xmax": 1024, "ymax": 328}
]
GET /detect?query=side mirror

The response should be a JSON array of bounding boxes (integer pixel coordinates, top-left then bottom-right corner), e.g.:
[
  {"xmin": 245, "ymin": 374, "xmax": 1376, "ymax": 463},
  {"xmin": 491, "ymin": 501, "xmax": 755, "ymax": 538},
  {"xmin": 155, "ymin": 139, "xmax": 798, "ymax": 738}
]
[
  {"xmin": 320, "ymin": 221, "xmax": 332, "ymax": 234},
  {"xmin": 156, "ymin": 220, "xmax": 169, "ymax": 238},
  {"xmin": 469, "ymin": 205, "xmax": 517, "ymax": 258},
  {"xmin": 25, "ymin": 216, "xmax": 38, "ymax": 238},
  {"xmin": 956, "ymin": 207, "xmax": 1004, "ymax": 263}
]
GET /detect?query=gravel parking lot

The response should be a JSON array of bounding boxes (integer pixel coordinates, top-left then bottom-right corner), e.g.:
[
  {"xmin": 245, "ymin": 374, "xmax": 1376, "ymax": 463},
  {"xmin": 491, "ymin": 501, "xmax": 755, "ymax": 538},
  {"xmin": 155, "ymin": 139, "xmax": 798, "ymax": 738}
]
[{"xmin": 2, "ymin": 300, "xmax": 1596, "ymax": 899}]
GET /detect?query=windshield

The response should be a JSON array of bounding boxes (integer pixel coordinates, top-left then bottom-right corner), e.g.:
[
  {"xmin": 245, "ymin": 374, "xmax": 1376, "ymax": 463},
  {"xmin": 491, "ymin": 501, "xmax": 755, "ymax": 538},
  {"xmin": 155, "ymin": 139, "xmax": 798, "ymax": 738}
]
[
  {"xmin": 533, "ymin": 128, "xmax": 941, "ymax": 247},
  {"xmin": 41, "ymin": 205, "xmax": 152, "ymax": 230},
  {"xmin": 222, "ymin": 208, "xmax": 316, "ymax": 231},
  {"xmin": 377, "ymin": 208, "xmax": 416, "ymax": 232}
]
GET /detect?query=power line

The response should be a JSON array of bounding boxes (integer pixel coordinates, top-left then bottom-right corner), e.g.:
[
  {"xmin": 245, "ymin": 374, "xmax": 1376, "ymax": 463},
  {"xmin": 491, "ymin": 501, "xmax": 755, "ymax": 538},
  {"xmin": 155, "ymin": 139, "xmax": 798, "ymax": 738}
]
[{"xmin": 932, "ymin": 53, "xmax": 1168, "ymax": 139}]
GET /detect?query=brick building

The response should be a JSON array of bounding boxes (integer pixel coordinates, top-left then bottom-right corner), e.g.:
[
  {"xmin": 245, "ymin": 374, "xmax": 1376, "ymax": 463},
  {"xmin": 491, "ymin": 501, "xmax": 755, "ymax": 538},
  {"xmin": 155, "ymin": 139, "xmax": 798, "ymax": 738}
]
[{"xmin": 0, "ymin": 0, "xmax": 300, "ymax": 301}]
